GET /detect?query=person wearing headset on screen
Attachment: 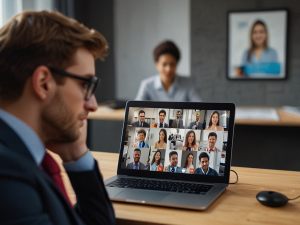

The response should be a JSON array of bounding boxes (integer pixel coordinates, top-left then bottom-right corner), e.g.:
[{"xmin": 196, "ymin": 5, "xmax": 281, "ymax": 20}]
[{"xmin": 135, "ymin": 40, "xmax": 201, "ymax": 102}]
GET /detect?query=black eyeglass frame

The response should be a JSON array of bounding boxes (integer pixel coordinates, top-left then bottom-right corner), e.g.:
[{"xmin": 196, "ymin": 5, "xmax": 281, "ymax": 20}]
[{"xmin": 48, "ymin": 66, "xmax": 99, "ymax": 100}]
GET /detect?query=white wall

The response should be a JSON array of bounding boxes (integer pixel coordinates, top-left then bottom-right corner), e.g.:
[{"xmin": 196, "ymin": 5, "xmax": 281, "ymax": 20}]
[
  {"xmin": 0, "ymin": 0, "xmax": 53, "ymax": 26},
  {"xmin": 115, "ymin": 0, "xmax": 190, "ymax": 99}
]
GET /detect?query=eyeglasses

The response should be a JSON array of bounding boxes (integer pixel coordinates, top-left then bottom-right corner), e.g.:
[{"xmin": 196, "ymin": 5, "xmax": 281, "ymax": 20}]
[{"xmin": 48, "ymin": 67, "xmax": 99, "ymax": 101}]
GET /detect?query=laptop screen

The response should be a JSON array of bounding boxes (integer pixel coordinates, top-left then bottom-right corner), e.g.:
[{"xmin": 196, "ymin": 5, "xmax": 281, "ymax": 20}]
[{"xmin": 119, "ymin": 102, "xmax": 235, "ymax": 180}]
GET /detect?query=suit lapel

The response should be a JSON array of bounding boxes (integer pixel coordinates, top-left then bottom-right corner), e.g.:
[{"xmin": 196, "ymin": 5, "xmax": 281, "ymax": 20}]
[{"xmin": 0, "ymin": 118, "xmax": 83, "ymax": 224}]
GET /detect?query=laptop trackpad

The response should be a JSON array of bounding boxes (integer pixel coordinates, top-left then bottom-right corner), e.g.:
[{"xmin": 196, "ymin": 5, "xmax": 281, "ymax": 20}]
[{"xmin": 115, "ymin": 189, "xmax": 169, "ymax": 203}]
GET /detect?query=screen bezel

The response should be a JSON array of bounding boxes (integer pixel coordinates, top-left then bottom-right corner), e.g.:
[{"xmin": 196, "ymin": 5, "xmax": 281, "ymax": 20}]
[{"xmin": 117, "ymin": 101, "xmax": 235, "ymax": 184}]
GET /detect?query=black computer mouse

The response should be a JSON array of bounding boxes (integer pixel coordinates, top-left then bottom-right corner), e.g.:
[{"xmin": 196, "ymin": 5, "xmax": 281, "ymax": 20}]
[{"xmin": 256, "ymin": 191, "xmax": 288, "ymax": 207}]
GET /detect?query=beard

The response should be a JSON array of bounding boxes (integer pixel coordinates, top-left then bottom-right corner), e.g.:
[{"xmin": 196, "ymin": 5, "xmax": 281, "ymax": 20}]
[{"xmin": 42, "ymin": 92, "xmax": 81, "ymax": 144}]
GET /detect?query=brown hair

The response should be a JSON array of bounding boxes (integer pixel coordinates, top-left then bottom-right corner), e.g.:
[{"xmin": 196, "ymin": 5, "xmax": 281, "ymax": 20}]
[
  {"xmin": 157, "ymin": 128, "xmax": 167, "ymax": 144},
  {"xmin": 0, "ymin": 10, "xmax": 108, "ymax": 101},
  {"xmin": 153, "ymin": 40, "xmax": 180, "ymax": 63},
  {"xmin": 248, "ymin": 20, "xmax": 268, "ymax": 62},
  {"xmin": 151, "ymin": 150, "xmax": 162, "ymax": 165},
  {"xmin": 208, "ymin": 111, "xmax": 220, "ymax": 127},
  {"xmin": 184, "ymin": 153, "xmax": 194, "ymax": 168},
  {"xmin": 184, "ymin": 130, "xmax": 196, "ymax": 147}
]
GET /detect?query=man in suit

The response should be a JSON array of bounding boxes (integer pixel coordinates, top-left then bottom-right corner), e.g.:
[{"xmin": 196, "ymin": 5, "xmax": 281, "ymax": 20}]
[
  {"xmin": 188, "ymin": 112, "xmax": 204, "ymax": 130},
  {"xmin": 195, "ymin": 152, "xmax": 218, "ymax": 176},
  {"xmin": 203, "ymin": 132, "xmax": 221, "ymax": 173},
  {"xmin": 0, "ymin": 11, "xmax": 115, "ymax": 225},
  {"xmin": 170, "ymin": 110, "xmax": 184, "ymax": 128},
  {"xmin": 153, "ymin": 109, "xmax": 169, "ymax": 128},
  {"xmin": 126, "ymin": 148, "xmax": 146, "ymax": 170},
  {"xmin": 132, "ymin": 110, "xmax": 150, "ymax": 127},
  {"xmin": 133, "ymin": 129, "xmax": 149, "ymax": 148},
  {"xmin": 164, "ymin": 151, "xmax": 183, "ymax": 173}
]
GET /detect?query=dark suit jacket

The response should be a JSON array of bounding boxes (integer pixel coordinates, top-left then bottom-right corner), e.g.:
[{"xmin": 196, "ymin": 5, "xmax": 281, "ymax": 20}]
[
  {"xmin": 170, "ymin": 119, "xmax": 184, "ymax": 128},
  {"xmin": 188, "ymin": 121, "xmax": 204, "ymax": 130},
  {"xmin": 131, "ymin": 121, "xmax": 150, "ymax": 127},
  {"xmin": 164, "ymin": 165, "xmax": 183, "ymax": 173},
  {"xmin": 194, "ymin": 167, "xmax": 218, "ymax": 176},
  {"xmin": 126, "ymin": 162, "xmax": 146, "ymax": 170},
  {"xmin": 0, "ymin": 119, "xmax": 115, "ymax": 225},
  {"xmin": 155, "ymin": 122, "xmax": 169, "ymax": 128}
]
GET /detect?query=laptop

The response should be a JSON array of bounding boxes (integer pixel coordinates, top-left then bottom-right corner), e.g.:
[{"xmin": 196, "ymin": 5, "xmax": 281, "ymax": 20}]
[{"xmin": 105, "ymin": 101, "xmax": 235, "ymax": 210}]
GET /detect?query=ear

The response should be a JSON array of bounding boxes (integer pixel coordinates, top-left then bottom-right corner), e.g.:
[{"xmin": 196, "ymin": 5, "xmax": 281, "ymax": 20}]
[{"xmin": 31, "ymin": 66, "xmax": 55, "ymax": 101}]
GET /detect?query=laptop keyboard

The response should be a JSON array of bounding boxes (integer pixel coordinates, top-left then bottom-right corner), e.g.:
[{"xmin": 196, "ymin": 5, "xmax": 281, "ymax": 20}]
[{"xmin": 107, "ymin": 178, "xmax": 212, "ymax": 194}]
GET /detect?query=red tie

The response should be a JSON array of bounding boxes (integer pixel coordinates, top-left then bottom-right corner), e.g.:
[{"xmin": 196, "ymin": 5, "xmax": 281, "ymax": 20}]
[{"xmin": 41, "ymin": 152, "xmax": 72, "ymax": 206}]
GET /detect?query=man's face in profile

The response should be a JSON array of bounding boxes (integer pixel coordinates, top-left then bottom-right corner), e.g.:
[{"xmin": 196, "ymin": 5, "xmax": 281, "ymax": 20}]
[
  {"xmin": 139, "ymin": 112, "xmax": 145, "ymax": 123},
  {"xmin": 200, "ymin": 157, "xmax": 209, "ymax": 172},
  {"xmin": 208, "ymin": 136, "xmax": 217, "ymax": 149},
  {"xmin": 46, "ymin": 48, "xmax": 97, "ymax": 143},
  {"xmin": 170, "ymin": 154, "xmax": 178, "ymax": 167},
  {"xmin": 159, "ymin": 112, "xmax": 166, "ymax": 123},
  {"xmin": 176, "ymin": 111, "xmax": 181, "ymax": 119},
  {"xmin": 134, "ymin": 151, "xmax": 141, "ymax": 163}
]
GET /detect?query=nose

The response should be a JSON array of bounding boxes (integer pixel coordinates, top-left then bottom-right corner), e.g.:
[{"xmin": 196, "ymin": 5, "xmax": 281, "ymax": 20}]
[{"xmin": 85, "ymin": 95, "xmax": 98, "ymax": 112}]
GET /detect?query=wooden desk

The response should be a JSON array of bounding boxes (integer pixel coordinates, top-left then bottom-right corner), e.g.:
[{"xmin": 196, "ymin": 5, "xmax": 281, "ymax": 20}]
[
  {"xmin": 89, "ymin": 106, "xmax": 125, "ymax": 121},
  {"xmin": 88, "ymin": 106, "xmax": 300, "ymax": 126},
  {"xmin": 61, "ymin": 152, "xmax": 300, "ymax": 225}
]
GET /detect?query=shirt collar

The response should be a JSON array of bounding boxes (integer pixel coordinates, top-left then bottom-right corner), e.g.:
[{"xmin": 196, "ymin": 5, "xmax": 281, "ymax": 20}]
[
  {"xmin": 0, "ymin": 109, "xmax": 45, "ymax": 165},
  {"xmin": 201, "ymin": 167, "xmax": 210, "ymax": 175},
  {"xmin": 154, "ymin": 75, "xmax": 179, "ymax": 95}
]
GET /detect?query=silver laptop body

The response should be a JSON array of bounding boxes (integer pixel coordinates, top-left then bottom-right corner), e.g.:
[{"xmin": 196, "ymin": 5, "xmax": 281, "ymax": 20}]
[{"xmin": 105, "ymin": 101, "xmax": 235, "ymax": 210}]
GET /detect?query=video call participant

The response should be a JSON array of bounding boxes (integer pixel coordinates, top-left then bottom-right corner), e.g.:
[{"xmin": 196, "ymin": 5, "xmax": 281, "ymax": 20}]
[
  {"xmin": 206, "ymin": 111, "xmax": 224, "ymax": 131},
  {"xmin": 204, "ymin": 132, "xmax": 221, "ymax": 172},
  {"xmin": 135, "ymin": 40, "xmax": 201, "ymax": 102},
  {"xmin": 182, "ymin": 130, "xmax": 198, "ymax": 151},
  {"xmin": 133, "ymin": 129, "xmax": 149, "ymax": 148},
  {"xmin": 238, "ymin": 20, "xmax": 280, "ymax": 77},
  {"xmin": 132, "ymin": 110, "xmax": 150, "ymax": 127},
  {"xmin": 168, "ymin": 132, "xmax": 183, "ymax": 150},
  {"xmin": 170, "ymin": 110, "xmax": 184, "ymax": 128},
  {"xmin": 188, "ymin": 111, "xmax": 204, "ymax": 130},
  {"xmin": 150, "ymin": 150, "xmax": 164, "ymax": 172},
  {"xmin": 154, "ymin": 129, "xmax": 167, "ymax": 149},
  {"xmin": 153, "ymin": 109, "xmax": 169, "ymax": 128},
  {"xmin": 126, "ymin": 148, "xmax": 146, "ymax": 170},
  {"xmin": 0, "ymin": 11, "xmax": 115, "ymax": 225},
  {"xmin": 195, "ymin": 152, "xmax": 218, "ymax": 176},
  {"xmin": 183, "ymin": 153, "xmax": 195, "ymax": 174},
  {"xmin": 164, "ymin": 151, "xmax": 183, "ymax": 173}
]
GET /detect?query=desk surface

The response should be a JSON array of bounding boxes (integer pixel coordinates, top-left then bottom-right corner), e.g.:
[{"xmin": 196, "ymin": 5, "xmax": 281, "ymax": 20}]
[
  {"xmin": 88, "ymin": 106, "xmax": 300, "ymax": 127},
  {"xmin": 60, "ymin": 152, "xmax": 300, "ymax": 225}
]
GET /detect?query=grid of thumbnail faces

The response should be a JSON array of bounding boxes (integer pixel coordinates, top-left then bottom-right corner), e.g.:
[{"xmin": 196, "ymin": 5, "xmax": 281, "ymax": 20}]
[{"xmin": 121, "ymin": 107, "xmax": 230, "ymax": 176}]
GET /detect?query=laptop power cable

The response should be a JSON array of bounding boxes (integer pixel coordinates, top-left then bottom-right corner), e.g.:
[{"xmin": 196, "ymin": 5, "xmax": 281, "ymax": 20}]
[
  {"xmin": 229, "ymin": 169, "xmax": 239, "ymax": 184},
  {"xmin": 228, "ymin": 170, "xmax": 300, "ymax": 203}
]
